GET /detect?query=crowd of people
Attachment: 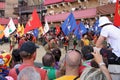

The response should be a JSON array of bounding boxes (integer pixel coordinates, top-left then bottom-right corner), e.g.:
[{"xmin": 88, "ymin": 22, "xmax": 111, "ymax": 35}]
[{"xmin": 0, "ymin": 16, "xmax": 120, "ymax": 80}]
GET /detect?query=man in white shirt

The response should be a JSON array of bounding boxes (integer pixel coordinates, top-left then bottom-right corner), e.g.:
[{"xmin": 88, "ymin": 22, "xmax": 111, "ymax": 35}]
[{"xmin": 96, "ymin": 16, "xmax": 120, "ymax": 80}]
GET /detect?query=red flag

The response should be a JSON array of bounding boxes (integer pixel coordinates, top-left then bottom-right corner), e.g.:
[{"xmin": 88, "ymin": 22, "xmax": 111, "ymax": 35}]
[
  {"xmin": 24, "ymin": 9, "xmax": 42, "ymax": 33},
  {"xmin": 55, "ymin": 25, "xmax": 61, "ymax": 35},
  {"xmin": 114, "ymin": 0, "xmax": 120, "ymax": 27}
]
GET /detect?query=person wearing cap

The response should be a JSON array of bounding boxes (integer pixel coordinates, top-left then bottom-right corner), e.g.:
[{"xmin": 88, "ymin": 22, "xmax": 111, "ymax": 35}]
[
  {"xmin": 96, "ymin": 16, "xmax": 120, "ymax": 80},
  {"xmin": 8, "ymin": 41, "xmax": 48, "ymax": 80},
  {"xmin": 17, "ymin": 67, "xmax": 41, "ymax": 80}
]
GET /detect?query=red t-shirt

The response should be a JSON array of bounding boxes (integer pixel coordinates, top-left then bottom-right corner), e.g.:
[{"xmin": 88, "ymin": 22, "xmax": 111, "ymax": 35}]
[
  {"xmin": 9, "ymin": 64, "xmax": 47, "ymax": 80},
  {"xmin": 18, "ymin": 39, "xmax": 26, "ymax": 49}
]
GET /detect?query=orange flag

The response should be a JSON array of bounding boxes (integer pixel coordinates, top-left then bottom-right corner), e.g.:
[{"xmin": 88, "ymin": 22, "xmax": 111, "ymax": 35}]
[
  {"xmin": 24, "ymin": 8, "xmax": 42, "ymax": 33},
  {"xmin": 114, "ymin": 0, "xmax": 120, "ymax": 27},
  {"xmin": 0, "ymin": 25, "xmax": 5, "ymax": 39}
]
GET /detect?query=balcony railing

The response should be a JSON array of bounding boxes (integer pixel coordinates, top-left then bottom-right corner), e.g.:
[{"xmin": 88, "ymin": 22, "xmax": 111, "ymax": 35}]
[
  {"xmin": 0, "ymin": 0, "xmax": 5, "ymax": 2},
  {"xmin": 14, "ymin": 4, "xmax": 47, "ymax": 24},
  {"xmin": 14, "ymin": 4, "xmax": 46, "ymax": 14}
]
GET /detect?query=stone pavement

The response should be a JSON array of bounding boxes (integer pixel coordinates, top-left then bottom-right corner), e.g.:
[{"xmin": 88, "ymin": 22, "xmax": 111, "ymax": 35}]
[
  {"xmin": 0, "ymin": 42, "xmax": 80, "ymax": 67},
  {"xmin": 0, "ymin": 43, "xmax": 46, "ymax": 63},
  {"xmin": 0, "ymin": 43, "xmax": 66, "ymax": 64}
]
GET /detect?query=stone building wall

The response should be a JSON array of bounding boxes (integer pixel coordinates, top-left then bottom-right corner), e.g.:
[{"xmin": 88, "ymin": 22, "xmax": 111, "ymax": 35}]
[{"xmin": 5, "ymin": 0, "xmax": 18, "ymax": 18}]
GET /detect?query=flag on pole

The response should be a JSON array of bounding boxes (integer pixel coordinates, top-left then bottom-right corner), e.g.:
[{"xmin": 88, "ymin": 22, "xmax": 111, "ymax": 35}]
[
  {"xmin": 20, "ymin": 24, "xmax": 24, "ymax": 37},
  {"xmin": 4, "ymin": 18, "xmax": 16, "ymax": 37},
  {"xmin": 24, "ymin": 8, "xmax": 42, "ymax": 33},
  {"xmin": 61, "ymin": 12, "xmax": 77, "ymax": 35},
  {"xmin": 55, "ymin": 25, "xmax": 61, "ymax": 35},
  {"xmin": 43, "ymin": 20, "xmax": 49, "ymax": 35},
  {"xmin": 21, "ymin": 24, "xmax": 24, "ymax": 36},
  {"xmin": 74, "ymin": 22, "xmax": 87, "ymax": 40},
  {"xmin": 74, "ymin": 26, "xmax": 81, "ymax": 40},
  {"xmin": 78, "ymin": 22, "xmax": 87, "ymax": 35},
  {"xmin": 114, "ymin": 0, "xmax": 120, "ymax": 27},
  {"xmin": 38, "ymin": 26, "xmax": 44, "ymax": 35},
  {"xmin": 33, "ymin": 28, "xmax": 39, "ymax": 37},
  {"xmin": 0, "ymin": 25, "xmax": 5, "ymax": 39},
  {"xmin": 17, "ymin": 23, "xmax": 21, "ymax": 33},
  {"xmin": 17, "ymin": 23, "xmax": 24, "ymax": 37},
  {"xmin": 93, "ymin": 19, "xmax": 101, "ymax": 35}
]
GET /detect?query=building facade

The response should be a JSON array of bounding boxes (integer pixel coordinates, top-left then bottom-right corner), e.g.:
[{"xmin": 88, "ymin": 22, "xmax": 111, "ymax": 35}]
[
  {"xmin": 14, "ymin": 0, "xmax": 46, "ymax": 25},
  {"xmin": 0, "ymin": 0, "xmax": 18, "ymax": 25},
  {"xmin": 44, "ymin": 0, "xmax": 115, "ymax": 26},
  {"xmin": 13, "ymin": 0, "xmax": 116, "ymax": 26}
]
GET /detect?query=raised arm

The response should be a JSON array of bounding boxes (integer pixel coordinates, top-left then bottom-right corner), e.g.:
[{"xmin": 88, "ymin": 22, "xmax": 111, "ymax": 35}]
[
  {"xmin": 91, "ymin": 51, "xmax": 112, "ymax": 80},
  {"xmin": 96, "ymin": 36, "xmax": 106, "ymax": 48}
]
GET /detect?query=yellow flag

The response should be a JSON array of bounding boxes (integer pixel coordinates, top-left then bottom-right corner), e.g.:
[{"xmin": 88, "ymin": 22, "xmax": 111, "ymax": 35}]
[
  {"xmin": 20, "ymin": 24, "xmax": 24, "ymax": 37},
  {"xmin": 17, "ymin": 23, "xmax": 21, "ymax": 33},
  {"xmin": 17, "ymin": 23, "xmax": 24, "ymax": 37},
  {"xmin": 39, "ymin": 26, "xmax": 44, "ymax": 35},
  {"xmin": 0, "ymin": 25, "xmax": 5, "ymax": 39}
]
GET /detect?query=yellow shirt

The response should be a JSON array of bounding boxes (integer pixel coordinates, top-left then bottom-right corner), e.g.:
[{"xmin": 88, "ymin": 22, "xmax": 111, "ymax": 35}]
[
  {"xmin": 55, "ymin": 75, "xmax": 80, "ymax": 80},
  {"xmin": 82, "ymin": 39, "xmax": 90, "ymax": 46}
]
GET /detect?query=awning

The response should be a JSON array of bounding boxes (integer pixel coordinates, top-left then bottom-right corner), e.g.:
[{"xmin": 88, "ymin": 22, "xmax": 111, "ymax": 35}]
[
  {"xmin": 97, "ymin": 3, "xmax": 115, "ymax": 15},
  {"xmin": 44, "ymin": 0, "xmax": 63, "ymax": 5},
  {"xmin": 0, "ymin": 18, "xmax": 18, "ymax": 25},
  {"xmin": 45, "ymin": 8, "xmax": 96, "ymax": 22},
  {"xmin": 74, "ymin": 8, "xmax": 96, "ymax": 19},
  {"xmin": 44, "ymin": 0, "xmax": 76, "ymax": 5},
  {"xmin": 0, "ymin": 2, "xmax": 5, "ymax": 9}
]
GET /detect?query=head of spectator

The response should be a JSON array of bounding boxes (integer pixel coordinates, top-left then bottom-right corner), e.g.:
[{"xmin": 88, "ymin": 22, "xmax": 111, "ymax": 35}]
[
  {"xmin": 17, "ymin": 67, "xmax": 41, "ymax": 80},
  {"xmin": 19, "ymin": 41, "xmax": 39, "ymax": 61},
  {"xmin": 56, "ymin": 49, "xmax": 82, "ymax": 80},
  {"xmin": 81, "ymin": 46, "xmax": 108, "ymax": 68},
  {"xmin": 81, "ymin": 46, "xmax": 94, "ymax": 60},
  {"xmin": 11, "ymin": 49, "xmax": 22, "ymax": 68},
  {"xmin": 51, "ymin": 48, "xmax": 61, "ymax": 70},
  {"xmin": 42, "ymin": 52, "xmax": 62, "ymax": 80},
  {"xmin": 42, "ymin": 52, "xmax": 55, "ymax": 67},
  {"xmin": 9, "ymin": 41, "xmax": 47, "ymax": 80},
  {"xmin": 65, "ymin": 49, "xmax": 82, "ymax": 76},
  {"xmin": 81, "ymin": 33, "xmax": 90, "ymax": 46},
  {"xmin": 80, "ymin": 67, "xmax": 107, "ymax": 80},
  {"xmin": 82, "ymin": 34, "xmax": 88, "ymax": 39},
  {"xmin": 49, "ymin": 38, "xmax": 58, "ymax": 50},
  {"xmin": 51, "ymin": 48, "xmax": 61, "ymax": 62}
]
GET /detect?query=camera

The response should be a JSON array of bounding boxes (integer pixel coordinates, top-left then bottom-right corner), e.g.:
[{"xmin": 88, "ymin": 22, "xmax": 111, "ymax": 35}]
[{"xmin": 81, "ymin": 46, "xmax": 94, "ymax": 60}]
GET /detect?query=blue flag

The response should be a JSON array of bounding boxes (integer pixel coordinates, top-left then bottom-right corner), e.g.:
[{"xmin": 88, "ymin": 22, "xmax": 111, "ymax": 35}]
[
  {"xmin": 74, "ymin": 22, "xmax": 87, "ymax": 40},
  {"xmin": 33, "ymin": 28, "xmax": 39, "ymax": 37},
  {"xmin": 93, "ymin": 19, "xmax": 101, "ymax": 35},
  {"xmin": 61, "ymin": 13, "xmax": 77, "ymax": 35},
  {"xmin": 74, "ymin": 27, "xmax": 81, "ymax": 40},
  {"xmin": 79, "ymin": 22, "xmax": 87, "ymax": 35}
]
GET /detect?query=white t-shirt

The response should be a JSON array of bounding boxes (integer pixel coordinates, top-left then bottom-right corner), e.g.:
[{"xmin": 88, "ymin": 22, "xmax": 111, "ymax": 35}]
[{"xmin": 100, "ymin": 25, "xmax": 120, "ymax": 57}]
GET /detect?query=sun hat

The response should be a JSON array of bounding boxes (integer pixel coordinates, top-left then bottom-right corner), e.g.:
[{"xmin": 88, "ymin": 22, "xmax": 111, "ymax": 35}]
[{"xmin": 98, "ymin": 16, "xmax": 112, "ymax": 27}]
